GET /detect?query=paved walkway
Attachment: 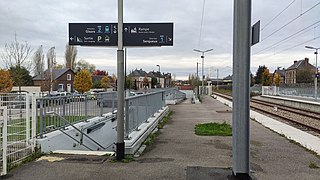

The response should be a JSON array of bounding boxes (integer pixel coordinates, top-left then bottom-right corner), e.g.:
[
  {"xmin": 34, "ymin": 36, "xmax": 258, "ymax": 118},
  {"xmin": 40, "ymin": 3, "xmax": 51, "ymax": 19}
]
[{"xmin": 7, "ymin": 96, "xmax": 320, "ymax": 180}]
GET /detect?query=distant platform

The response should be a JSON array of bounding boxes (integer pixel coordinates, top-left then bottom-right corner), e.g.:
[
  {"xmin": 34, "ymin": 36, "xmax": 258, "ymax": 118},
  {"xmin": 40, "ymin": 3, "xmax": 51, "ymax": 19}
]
[{"xmin": 256, "ymin": 95, "xmax": 320, "ymax": 113}]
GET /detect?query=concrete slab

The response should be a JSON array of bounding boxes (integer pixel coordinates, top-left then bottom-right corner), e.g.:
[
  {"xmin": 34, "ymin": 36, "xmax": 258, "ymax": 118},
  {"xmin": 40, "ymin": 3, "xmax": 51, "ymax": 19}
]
[
  {"xmin": 186, "ymin": 166, "xmax": 232, "ymax": 180},
  {"xmin": 52, "ymin": 150, "xmax": 115, "ymax": 156}
]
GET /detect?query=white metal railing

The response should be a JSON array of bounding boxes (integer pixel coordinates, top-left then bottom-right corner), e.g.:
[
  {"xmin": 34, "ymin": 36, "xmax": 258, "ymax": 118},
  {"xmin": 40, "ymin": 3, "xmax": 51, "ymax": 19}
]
[{"xmin": 0, "ymin": 93, "xmax": 35, "ymax": 176}]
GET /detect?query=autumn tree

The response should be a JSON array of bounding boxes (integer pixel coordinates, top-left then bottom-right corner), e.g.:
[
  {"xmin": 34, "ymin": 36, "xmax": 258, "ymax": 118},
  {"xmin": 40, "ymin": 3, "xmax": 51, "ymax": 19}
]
[
  {"xmin": 262, "ymin": 68, "xmax": 272, "ymax": 86},
  {"xmin": 255, "ymin": 65, "xmax": 267, "ymax": 84},
  {"xmin": 74, "ymin": 69, "xmax": 92, "ymax": 94},
  {"xmin": 101, "ymin": 76, "xmax": 110, "ymax": 90},
  {"xmin": 273, "ymin": 73, "xmax": 281, "ymax": 86},
  {"xmin": 65, "ymin": 44, "xmax": 77, "ymax": 71},
  {"xmin": 0, "ymin": 69, "xmax": 13, "ymax": 93},
  {"xmin": 92, "ymin": 70, "xmax": 107, "ymax": 76},
  {"xmin": 142, "ymin": 76, "xmax": 149, "ymax": 88},
  {"xmin": 33, "ymin": 45, "xmax": 44, "ymax": 76}
]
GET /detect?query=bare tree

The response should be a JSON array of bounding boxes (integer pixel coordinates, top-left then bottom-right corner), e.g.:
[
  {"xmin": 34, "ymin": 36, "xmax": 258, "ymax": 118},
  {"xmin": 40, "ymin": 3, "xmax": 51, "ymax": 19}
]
[
  {"xmin": 1, "ymin": 34, "xmax": 32, "ymax": 70},
  {"xmin": 46, "ymin": 47, "xmax": 56, "ymax": 94},
  {"xmin": 33, "ymin": 45, "xmax": 44, "ymax": 76},
  {"xmin": 65, "ymin": 44, "xmax": 77, "ymax": 70},
  {"xmin": 46, "ymin": 47, "xmax": 56, "ymax": 69}
]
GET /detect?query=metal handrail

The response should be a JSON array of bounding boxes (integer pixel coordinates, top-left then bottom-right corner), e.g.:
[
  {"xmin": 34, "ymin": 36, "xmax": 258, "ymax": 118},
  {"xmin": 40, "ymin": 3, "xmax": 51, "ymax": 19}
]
[{"xmin": 46, "ymin": 111, "xmax": 107, "ymax": 150}]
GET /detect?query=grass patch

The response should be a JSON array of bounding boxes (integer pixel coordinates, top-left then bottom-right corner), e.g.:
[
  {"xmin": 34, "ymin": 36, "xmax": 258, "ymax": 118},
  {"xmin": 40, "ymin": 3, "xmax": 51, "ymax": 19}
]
[
  {"xmin": 309, "ymin": 162, "xmax": 319, "ymax": 169},
  {"xmin": 158, "ymin": 111, "xmax": 173, "ymax": 129},
  {"xmin": 195, "ymin": 122, "xmax": 232, "ymax": 136}
]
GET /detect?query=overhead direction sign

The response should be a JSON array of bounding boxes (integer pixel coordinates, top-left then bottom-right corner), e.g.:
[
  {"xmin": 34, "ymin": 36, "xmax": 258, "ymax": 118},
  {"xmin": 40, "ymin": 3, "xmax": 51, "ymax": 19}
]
[{"xmin": 69, "ymin": 23, "xmax": 173, "ymax": 47}]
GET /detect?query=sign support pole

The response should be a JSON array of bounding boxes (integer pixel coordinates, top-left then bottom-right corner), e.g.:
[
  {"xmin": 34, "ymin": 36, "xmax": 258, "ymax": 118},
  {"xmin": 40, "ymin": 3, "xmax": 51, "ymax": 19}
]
[
  {"xmin": 230, "ymin": 0, "xmax": 252, "ymax": 179},
  {"xmin": 116, "ymin": 0, "xmax": 125, "ymax": 161}
]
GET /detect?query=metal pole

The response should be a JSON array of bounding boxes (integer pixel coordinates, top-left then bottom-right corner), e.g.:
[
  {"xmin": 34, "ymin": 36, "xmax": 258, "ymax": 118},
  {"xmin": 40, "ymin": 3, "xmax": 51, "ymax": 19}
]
[
  {"xmin": 116, "ymin": 0, "xmax": 125, "ymax": 161},
  {"xmin": 202, "ymin": 53, "xmax": 204, "ymax": 94},
  {"xmin": 216, "ymin": 69, "xmax": 219, "ymax": 89},
  {"xmin": 196, "ymin": 62, "xmax": 199, "ymax": 97},
  {"xmin": 231, "ymin": 0, "xmax": 251, "ymax": 178},
  {"xmin": 315, "ymin": 49, "xmax": 318, "ymax": 100},
  {"xmin": 125, "ymin": 48, "xmax": 127, "ymax": 97}
]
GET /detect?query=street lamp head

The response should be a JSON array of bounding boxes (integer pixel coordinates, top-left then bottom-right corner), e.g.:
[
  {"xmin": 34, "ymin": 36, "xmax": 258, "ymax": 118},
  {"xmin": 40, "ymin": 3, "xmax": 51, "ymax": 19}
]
[
  {"xmin": 305, "ymin": 46, "xmax": 315, "ymax": 50},
  {"xmin": 204, "ymin": 49, "xmax": 214, "ymax": 53},
  {"xmin": 156, "ymin": 65, "xmax": 160, "ymax": 67},
  {"xmin": 193, "ymin": 49, "xmax": 201, "ymax": 53}
]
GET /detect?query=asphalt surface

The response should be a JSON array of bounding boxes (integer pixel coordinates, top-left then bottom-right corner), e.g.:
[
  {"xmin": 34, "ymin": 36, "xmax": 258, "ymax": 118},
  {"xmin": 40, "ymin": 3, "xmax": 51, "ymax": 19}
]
[{"xmin": 6, "ymin": 96, "xmax": 320, "ymax": 180}]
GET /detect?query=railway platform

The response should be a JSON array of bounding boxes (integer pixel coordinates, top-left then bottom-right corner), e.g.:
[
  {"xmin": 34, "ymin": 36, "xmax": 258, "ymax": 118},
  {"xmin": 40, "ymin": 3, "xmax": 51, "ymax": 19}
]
[{"xmin": 6, "ymin": 95, "xmax": 320, "ymax": 180}]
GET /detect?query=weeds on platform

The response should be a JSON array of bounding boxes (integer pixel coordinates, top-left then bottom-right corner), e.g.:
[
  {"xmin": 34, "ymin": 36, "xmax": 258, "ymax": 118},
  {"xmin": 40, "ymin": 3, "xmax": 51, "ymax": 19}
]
[
  {"xmin": 309, "ymin": 161, "xmax": 319, "ymax": 169},
  {"xmin": 195, "ymin": 122, "xmax": 232, "ymax": 136},
  {"xmin": 8, "ymin": 147, "xmax": 43, "ymax": 171},
  {"xmin": 158, "ymin": 111, "xmax": 173, "ymax": 129}
]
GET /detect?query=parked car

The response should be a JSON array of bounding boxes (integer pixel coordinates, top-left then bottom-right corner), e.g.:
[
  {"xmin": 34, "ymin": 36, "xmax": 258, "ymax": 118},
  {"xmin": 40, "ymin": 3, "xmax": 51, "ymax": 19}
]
[{"xmin": 85, "ymin": 92, "xmax": 97, "ymax": 100}]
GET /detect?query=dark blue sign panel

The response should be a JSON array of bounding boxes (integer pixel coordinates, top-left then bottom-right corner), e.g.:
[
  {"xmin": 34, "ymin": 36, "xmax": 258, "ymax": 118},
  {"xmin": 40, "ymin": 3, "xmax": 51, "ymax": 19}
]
[
  {"xmin": 69, "ymin": 23, "xmax": 173, "ymax": 47},
  {"xmin": 251, "ymin": 20, "xmax": 260, "ymax": 46}
]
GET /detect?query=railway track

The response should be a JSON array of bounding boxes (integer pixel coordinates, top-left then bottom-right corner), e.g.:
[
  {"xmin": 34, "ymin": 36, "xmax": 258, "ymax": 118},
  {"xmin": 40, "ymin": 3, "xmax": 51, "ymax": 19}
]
[{"xmin": 212, "ymin": 92, "xmax": 320, "ymax": 134}]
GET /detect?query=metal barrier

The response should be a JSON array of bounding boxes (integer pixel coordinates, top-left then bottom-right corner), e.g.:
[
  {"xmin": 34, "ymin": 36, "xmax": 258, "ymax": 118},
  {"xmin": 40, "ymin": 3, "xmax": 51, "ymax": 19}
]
[
  {"xmin": 124, "ymin": 91, "xmax": 165, "ymax": 137},
  {"xmin": 164, "ymin": 88, "xmax": 186, "ymax": 102},
  {"xmin": 0, "ymin": 93, "xmax": 35, "ymax": 176},
  {"xmin": 37, "ymin": 92, "xmax": 116, "ymax": 138},
  {"xmin": 262, "ymin": 84, "xmax": 320, "ymax": 100}
]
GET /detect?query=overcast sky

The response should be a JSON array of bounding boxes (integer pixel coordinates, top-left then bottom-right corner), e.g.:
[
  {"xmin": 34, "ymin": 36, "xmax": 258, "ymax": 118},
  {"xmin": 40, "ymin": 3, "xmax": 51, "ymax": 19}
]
[{"xmin": 0, "ymin": 0, "xmax": 319, "ymax": 80}]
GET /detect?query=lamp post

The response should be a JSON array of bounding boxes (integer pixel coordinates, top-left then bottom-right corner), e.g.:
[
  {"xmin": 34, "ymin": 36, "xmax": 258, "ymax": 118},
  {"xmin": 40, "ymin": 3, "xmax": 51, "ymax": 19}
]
[
  {"xmin": 196, "ymin": 62, "xmax": 200, "ymax": 97},
  {"xmin": 193, "ymin": 49, "xmax": 213, "ymax": 94},
  {"xmin": 156, "ymin": 65, "xmax": 160, "ymax": 88},
  {"xmin": 305, "ymin": 46, "xmax": 319, "ymax": 100}
]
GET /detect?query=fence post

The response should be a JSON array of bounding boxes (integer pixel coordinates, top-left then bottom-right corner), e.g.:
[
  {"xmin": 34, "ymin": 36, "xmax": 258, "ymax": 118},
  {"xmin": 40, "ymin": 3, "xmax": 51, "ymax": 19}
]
[
  {"xmin": 84, "ymin": 95, "xmax": 88, "ymax": 121},
  {"xmin": 39, "ymin": 99, "xmax": 44, "ymax": 138},
  {"xmin": 31, "ymin": 94, "xmax": 37, "ymax": 151},
  {"xmin": 125, "ymin": 99, "xmax": 129, "ymax": 138},
  {"xmin": 2, "ymin": 106, "xmax": 8, "ymax": 176},
  {"xmin": 112, "ymin": 92, "xmax": 115, "ymax": 114},
  {"xmin": 25, "ymin": 93, "xmax": 30, "ymax": 145},
  {"xmin": 99, "ymin": 94, "xmax": 103, "ymax": 116}
]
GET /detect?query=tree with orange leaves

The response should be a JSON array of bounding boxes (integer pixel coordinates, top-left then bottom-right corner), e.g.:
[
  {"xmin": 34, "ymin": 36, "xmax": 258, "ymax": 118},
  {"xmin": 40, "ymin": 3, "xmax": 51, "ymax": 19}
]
[
  {"xmin": 74, "ymin": 69, "xmax": 92, "ymax": 93},
  {"xmin": 0, "ymin": 69, "xmax": 13, "ymax": 93}
]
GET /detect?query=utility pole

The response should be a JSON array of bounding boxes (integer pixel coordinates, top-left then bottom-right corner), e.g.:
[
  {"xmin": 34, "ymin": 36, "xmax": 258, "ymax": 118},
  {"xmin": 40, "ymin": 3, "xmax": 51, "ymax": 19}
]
[
  {"xmin": 305, "ymin": 46, "xmax": 319, "ymax": 100},
  {"xmin": 116, "ymin": 0, "xmax": 125, "ymax": 161},
  {"xmin": 196, "ymin": 62, "xmax": 200, "ymax": 97},
  {"xmin": 216, "ymin": 69, "xmax": 219, "ymax": 89},
  {"xmin": 230, "ymin": 0, "xmax": 252, "ymax": 179},
  {"xmin": 194, "ymin": 49, "xmax": 213, "ymax": 95}
]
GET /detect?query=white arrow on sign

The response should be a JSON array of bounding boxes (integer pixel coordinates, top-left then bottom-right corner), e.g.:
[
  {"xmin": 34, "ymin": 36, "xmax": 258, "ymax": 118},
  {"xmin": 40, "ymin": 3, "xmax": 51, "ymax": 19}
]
[{"xmin": 70, "ymin": 37, "xmax": 74, "ymax": 41}]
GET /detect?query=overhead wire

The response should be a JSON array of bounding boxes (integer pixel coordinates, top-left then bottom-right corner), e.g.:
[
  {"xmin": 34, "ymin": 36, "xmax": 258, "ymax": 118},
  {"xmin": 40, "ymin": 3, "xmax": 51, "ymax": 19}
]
[
  {"xmin": 261, "ymin": 0, "xmax": 296, "ymax": 31},
  {"xmin": 254, "ymin": 20, "xmax": 320, "ymax": 55},
  {"xmin": 261, "ymin": 1, "xmax": 320, "ymax": 42},
  {"xmin": 198, "ymin": 0, "xmax": 206, "ymax": 49}
]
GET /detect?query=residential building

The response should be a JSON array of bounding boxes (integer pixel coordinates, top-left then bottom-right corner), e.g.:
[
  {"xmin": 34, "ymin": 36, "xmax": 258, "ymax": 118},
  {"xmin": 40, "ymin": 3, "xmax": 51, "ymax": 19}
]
[
  {"xmin": 33, "ymin": 68, "xmax": 75, "ymax": 92},
  {"xmin": 273, "ymin": 67, "xmax": 285, "ymax": 85},
  {"xmin": 128, "ymin": 68, "xmax": 172, "ymax": 90},
  {"xmin": 285, "ymin": 58, "xmax": 316, "ymax": 84}
]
